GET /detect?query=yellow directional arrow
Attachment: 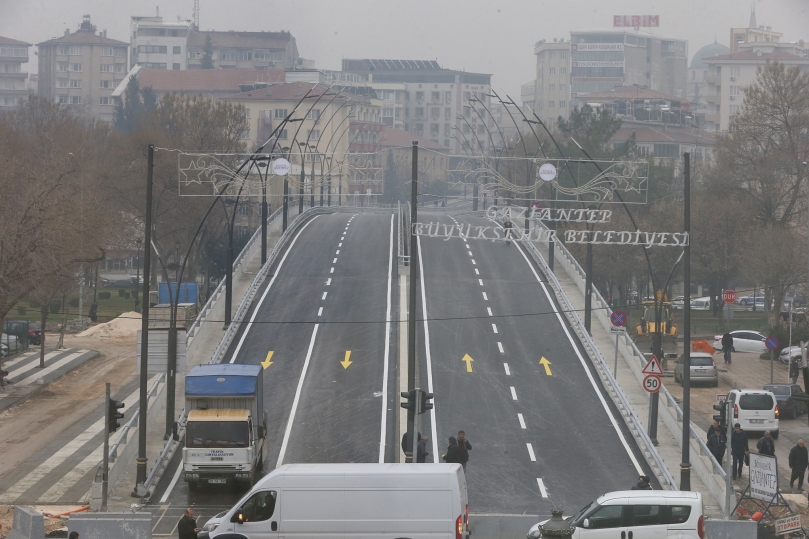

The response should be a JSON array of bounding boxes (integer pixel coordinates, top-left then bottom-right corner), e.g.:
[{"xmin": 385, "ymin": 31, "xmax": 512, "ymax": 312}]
[
  {"xmin": 341, "ymin": 351, "xmax": 353, "ymax": 369},
  {"xmin": 261, "ymin": 351, "xmax": 274, "ymax": 369},
  {"xmin": 462, "ymin": 354, "xmax": 474, "ymax": 373},
  {"xmin": 539, "ymin": 357, "xmax": 552, "ymax": 376}
]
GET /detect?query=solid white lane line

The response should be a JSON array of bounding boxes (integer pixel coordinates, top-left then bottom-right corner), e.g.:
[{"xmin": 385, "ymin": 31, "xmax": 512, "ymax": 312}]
[
  {"xmin": 504, "ymin": 363, "xmax": 510, "ymax": 375},
  {"xmin": 537, "ymin": 478, "xmax": 548, "ymax": 498},
  {"xmin": 498, "ymin": 342, "xmax": 504, "ymax": 354},
  {"xmin": 472, "ymin": 259, "xmax": 476, "ymax": 265},
  {"xmin": 330, "ymin": 267, "xmax": 334, "ymax": 273},
  {"xmin": 379, "ymin": 213, "xmax": 394, "ymax": 463},
  {"xmin": 326, "ymin": 278, "xmax": 331, "ymax": 285},
  {"xmin": 527, "ymin": 443, "xmax": 536, "ymax": 461},
  {"xmin": 475, "ymin": 269, "xmax": 479, "ymax": 275},
  {"xmin": 318, "ymin": 307, "xmax": 323, "ymax": 316},
  {"xmin": 510, "ymin": 386, "xmax": 518, "ymax": 400},
  {"xmin": 277, "ymin": 324, "xmax": 320, "ymax": 467},
  {"xmin": 159, "ymin": 460, "xmax": 184, "ymax": 503},
  {"xmin": 518, "ymin": 413, "xmax": 526, "ymax": 429},
  {"xmin": 482, "ymin": 292, "xmax": 488, "ymax": 300},
  {"xmin": 479, "ymin": 279, "xmax": 484, "ymax": 286},
  {"xmin": 487, "ymin": 307, "xmax": 493, "ymax": 316},
  {"xmin": 514, "ymin": 241, "xmax": 644, "ymax": 474},
  {"xmin": 417, "ymin": 236, "xmax": 440, "ymax": 461},
  {"xmin": 322, "ymin": 292, "xmax": 327, "ymax": 300},
  {"xmin": 333, "ymin": 258, "xmax": 338, "ymax": 263},
  {"xmin": 492, "ymin": 324, "xmax": 498, "ymax": 334},
  {"xmin": 230, "ymin": 217, "xmax": 319, "ymax": 362}
]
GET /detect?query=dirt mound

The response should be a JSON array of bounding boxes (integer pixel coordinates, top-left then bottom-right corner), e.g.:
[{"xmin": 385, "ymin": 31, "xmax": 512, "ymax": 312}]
[{"xmin": 77, "ymin": 312, "xmax": 141, "ymax": 339}]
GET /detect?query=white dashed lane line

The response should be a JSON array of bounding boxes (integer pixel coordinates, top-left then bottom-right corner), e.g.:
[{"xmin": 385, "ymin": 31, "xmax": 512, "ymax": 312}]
[
  {"xmin": 510, "ymin": 387, "xmax": 518, "ymax": 400},
  {"xmin": 497, "ymin": 342, "xmax": 504, "ymax": 354},
  {"xmin": 537, "ymin": 479, "xmax": 548, "ymax": 498},
  {"xmin": 487, "ymin": 307, "xmax": 492, "ymax": 316},
  {"xmin": 492, "ymin": 324, "xmax": 498, "ymax": 334},
  {"xmin": 503, "ymin": 363, "xmax": 510, "ymax": 375},
  {"xmin": 482, "ymin": 292, "xmax": 488, "ymax": 300},
  {"xmin": 336, "ymin": 250, "xmax": 340, "ymax": 254},
  {"xmin": 322, "ymin": 292, "xmax": 327, "ymax": 300},
  {"xmin": 478, "ymin": 279, "xmax": 484, "ymax": 286},
  {"xmin": 333, "ymin": 258, "xmax": 338, "ymax": 263},
  {"xmin": 326, "ymin": 278, "xmax": 331, "ymax": 285},
  {"xmin": 518, "ymin": 413, "xmax": 526, "ymax": 429},
  {"xmin": 472, "ymin": 259, "xmax": 476, "ymax": 265},
  {"xmin": 330, "ymin": 268, "xmax": 334, "ymax": 273},
  {"xmin": 526, "ymin": 443, "xmax": 536, "ymax": 462},
  {"xmin": 318, "ymin": 307, "xmax": 323, "ymax": 316}
]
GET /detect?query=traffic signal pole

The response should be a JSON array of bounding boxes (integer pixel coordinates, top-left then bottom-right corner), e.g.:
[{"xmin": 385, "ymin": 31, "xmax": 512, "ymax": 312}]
[
  {"xmin": 102, "ymin": 382, "xmax": 110, "ymax": 512},
  {"xmin": 406, "ymin": 142, "xmax": 419, "ymax": 463}
]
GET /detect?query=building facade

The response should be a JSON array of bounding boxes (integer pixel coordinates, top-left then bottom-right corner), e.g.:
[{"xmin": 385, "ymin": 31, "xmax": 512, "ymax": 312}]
[
  {"xmin": 341, "ymin": 59, "xmax": 492, "ymax": 155},
  {"xmin": 687, "ymin": 41, "xmax": 730, "ymax": 128},
  {"xmin": 187, "ymin": 30, "xmax": 299, "ymax": 70},
  {"xmin": 532, "ymin": 40, "xmax": 572, "ymax": 126},
  {"xmin": 37, "ymin": 15, "xmax": 128, "ymax": 122},
  {"xmin": 0, "ymin": 36, "xmax": 31, "ymax": 110},
  {"xmin": 130, "ymin": 16, "xmax": 193, "ymax": 70}
]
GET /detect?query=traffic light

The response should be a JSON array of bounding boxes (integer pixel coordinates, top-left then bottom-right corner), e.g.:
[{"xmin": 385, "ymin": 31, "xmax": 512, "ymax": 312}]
[
  {"xmin": 712, "ymin": 401, "xmax": 726, "ymax": 428},
  {"xmin": 419, "ymin": 391, "xmax": 434, "ymax": 414},
  {"xmin": 400, "ymin": 390, "xmax": 416, "ymax": 412},
  {"xmin": 108, "ymin": 398, "xmax": 125, "ymax": 433}
]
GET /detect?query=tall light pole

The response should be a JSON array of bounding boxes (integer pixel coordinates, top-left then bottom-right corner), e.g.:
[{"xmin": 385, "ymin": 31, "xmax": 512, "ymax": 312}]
[{"xmin": 134, "ymin": 237, "xmax": 142, "ymax": 312}]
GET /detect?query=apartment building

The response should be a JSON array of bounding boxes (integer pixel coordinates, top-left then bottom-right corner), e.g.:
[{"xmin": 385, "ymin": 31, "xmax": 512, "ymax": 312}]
[
  {"xmin": 0, "ymin": 36, "xmax": 31, "ymax": 110},
  {"xmin": 532, "ymin": 40, "xmax": 572, "ymax": 126},
  {"xmin": 687, "ymin": 41, "xmax": 730, "ymax": 125},
  {"xmin": 130, "ymin": 16, "xmax": 193, "ymax": 70},
  {"xmin": 341, "ymin": 59, "xmax": 493, "ymax": 155},
  {"xmin": 187, "ymin": 31, "xmax": 299, "ymax": 70},
  {"xmin": 37, "ymin": 15, "xmax": 128, "ymax": 122}
]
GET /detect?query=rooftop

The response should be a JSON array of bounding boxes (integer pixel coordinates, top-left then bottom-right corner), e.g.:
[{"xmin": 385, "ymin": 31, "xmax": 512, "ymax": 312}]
[
  {"xmin": 583, "ymin": 85, "xmax": 688, "ymax": 103},
  {"xmin": 612, "ymin": 120, "xmax": 717, "ymax": 146},
  {"xmin": 704, "ymin": 50, "xmax": 809, "ymax": 62},
  {"xmin": 0, "ymin": 36, "xmax": 32, "ymax": 47},
  {"xmin": 188, "ymin": 30, "xmax": 293, "ymax": 50},
  {"xmin": 223, "ymin": 81, "xmax": 369, "ymax": 103},
  {"xmin": 136, "ymin": 68, "xmax": 285, "ymax": 93}
]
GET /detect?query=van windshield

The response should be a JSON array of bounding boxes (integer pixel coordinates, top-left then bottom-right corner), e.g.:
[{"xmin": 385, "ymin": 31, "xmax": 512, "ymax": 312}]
[
  {"xmin": 186, "ymin": 421, "xmax": 249, "ymax": 447},
  {"xmin": 739, "ymin": 394, "xmax": 774, "ymax": 410},
  {"xmin": 570, "ymin": 501, "xmax": 597, "ymax": 526}
]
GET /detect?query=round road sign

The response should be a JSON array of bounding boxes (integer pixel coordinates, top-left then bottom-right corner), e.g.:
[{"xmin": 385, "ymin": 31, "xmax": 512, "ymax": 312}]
[
  {"xmin": 723, "ymin": 290, "xmax": 737, "ymax": 304},
  {"xmin": 610, "ymin": 310, "xmax": 627, "ymax": 327},
  {"xmin": 765, "ymin": 336, "xmax": 780, "ymax": 351},
  {"xmin": 272, "ymin": 158, "xmax": 291, "ymax": 176},
  {"xmin": 643, "ymin": 374, "xmax": 661, "ymax": 393},
  {"xmin": 538, "ymin": 163, "xmax": 557, "ymax": 182}
]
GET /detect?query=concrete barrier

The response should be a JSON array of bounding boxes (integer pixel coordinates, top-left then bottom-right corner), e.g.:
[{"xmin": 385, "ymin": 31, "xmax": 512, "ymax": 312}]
[
  {"xmin": 68, "ymin": 512, "xmax": 152, "ymax": 539},
  {"xmin": 704, "ymin": 519, "xmax": 757, "ymax": 539},
  {"xmin": 7, "ymin": 506, "xmax": 44, "ymax": 539}
]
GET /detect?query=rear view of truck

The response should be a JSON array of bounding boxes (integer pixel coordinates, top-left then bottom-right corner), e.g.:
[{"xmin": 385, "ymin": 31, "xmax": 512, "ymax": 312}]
[{"xmin": 183, "ymin": 364, "xmax": 266, "ymax": 489}]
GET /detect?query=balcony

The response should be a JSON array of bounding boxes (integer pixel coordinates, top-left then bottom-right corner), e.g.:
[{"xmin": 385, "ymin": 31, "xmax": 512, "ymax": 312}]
[
  {"xmin": 704, "ymin": 112, "xmax": 720, "ymax": 124},
  {"xmin": 705, "ymin": 73, "xmax": 721, "ymax": 85},
  {"xmin": 0, "ymin": 71, "xmax": 27, "ymax": 78},
  {"xmin": 705, "ymin": 94, "xmax": 720, "ymax": 105}
]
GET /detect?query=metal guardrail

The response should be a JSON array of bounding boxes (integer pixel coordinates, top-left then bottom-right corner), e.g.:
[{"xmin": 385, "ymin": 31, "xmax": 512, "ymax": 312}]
[
  {"xmin": 531, "ymin": 221, "xmax": 727, "ymax": 481},
  {"xmin": 144, "ymin": 409, "xmax": 187, "ymax": 492}
]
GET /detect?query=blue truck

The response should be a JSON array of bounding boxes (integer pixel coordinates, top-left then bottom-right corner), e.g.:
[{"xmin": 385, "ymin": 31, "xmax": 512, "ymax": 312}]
[{"xmin": 183, "ymin": 364, "xmax": 266, "ymax": 489}]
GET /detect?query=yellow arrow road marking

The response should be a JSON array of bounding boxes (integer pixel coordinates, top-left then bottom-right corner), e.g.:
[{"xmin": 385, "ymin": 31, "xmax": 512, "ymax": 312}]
[
  {"xmin": 462, "ymin": 354, "xmax": 474, "ymax": 373},
  {"xmin": 539, "ymin": 356, "xmax": 552, "ymax": 376},
  {"xmin": 261, "ymin": 351, "xmax": 274, "ymax": 369},
  {"xmin": 341, "ymin": 351, "xmax": 353, "ymax": 369}
]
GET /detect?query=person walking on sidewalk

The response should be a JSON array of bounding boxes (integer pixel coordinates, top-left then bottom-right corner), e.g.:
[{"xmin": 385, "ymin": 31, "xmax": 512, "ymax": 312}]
[
  {"xmin": 731, "ymin": 423, "xmax": 749, "ymax": 480},
  {"xmin": 178, "ymin": 507, "xmax": 199, "ymax": 539},
  {"xmin": 708, "ymin": 428, "xmax": 727, "ymax": 466},
  {"xmin": 457, "ymin": 430, "xmax": 472, "ymax": 472},
  {"xmin": 789, "ymin": 439, "xmax": 809, "ymax": 490},
  {"xmin": 757, "ymin": 430, "xmax": 776, "ymax": 456},
  {"xmin": 790, "ymin": 358, "xmax": 801, "ymax": 385},
  {"xmin": 443, "ymin": 436, "xmax": 460, "ymax": 463},
  {"xmin": 721, "ymin": 331, "xmax": 734, "ymax": 364}
]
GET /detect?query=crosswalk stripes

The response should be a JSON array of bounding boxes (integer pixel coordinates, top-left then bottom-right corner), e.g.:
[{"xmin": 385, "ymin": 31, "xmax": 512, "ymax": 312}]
[{"xmin": 12, "ymin": 350, "xmax": 88, "ymax": 386}]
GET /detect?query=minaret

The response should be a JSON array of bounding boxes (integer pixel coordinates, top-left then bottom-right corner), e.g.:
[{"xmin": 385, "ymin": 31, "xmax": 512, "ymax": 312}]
[{"xmin": 749, "ymin": 4, "xmax": 757, "ymax": 28}]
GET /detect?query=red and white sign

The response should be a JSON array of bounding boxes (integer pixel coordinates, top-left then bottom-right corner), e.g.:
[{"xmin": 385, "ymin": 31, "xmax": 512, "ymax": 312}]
[
  {"xmin": 775, "ymin": 515, "xmax": 801, "ymax": 535},
  {"xmin": 723, "ymin": 290, "xmax": 737, "ymax": 304},
  {"xmin": 643, "ymin": 374, "xmax": 661, "ymax": 393},
  {"xmin": 642, "ymin": 356, "xmax": 663, "ymax": 375},
  {"xmin": 613, "ymin": 15, "xmax": 660, "ymax": 27},
  {"xmin": 572, "ymin": 43, "xmax": 624, "ymax": 52}
]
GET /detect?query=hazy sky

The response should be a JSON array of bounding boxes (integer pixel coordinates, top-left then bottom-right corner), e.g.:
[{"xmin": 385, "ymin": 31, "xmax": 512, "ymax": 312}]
[{"xmin": 1, "ymin": 0, "xmax": 806, "ymax": 96}]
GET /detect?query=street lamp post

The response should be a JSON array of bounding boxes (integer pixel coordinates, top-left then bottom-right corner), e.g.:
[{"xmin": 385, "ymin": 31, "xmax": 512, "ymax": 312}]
[{"xmin": 134, "ymin": 237, "xmax": 143, "ymax": 312}]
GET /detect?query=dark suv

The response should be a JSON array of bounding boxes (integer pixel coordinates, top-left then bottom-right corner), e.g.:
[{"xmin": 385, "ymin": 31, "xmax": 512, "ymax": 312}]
[{"xmin": 2, "ymin": 320, "xmax": 41, "ymax": 346}]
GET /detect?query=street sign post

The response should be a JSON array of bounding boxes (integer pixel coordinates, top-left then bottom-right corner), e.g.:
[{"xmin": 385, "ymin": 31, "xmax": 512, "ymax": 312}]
[
  {"xmin": 272, "ymin": 158, "xmax": 291, "ymax": 176},
  {"xmin": 610, "ymin": 310, "xmax": 628, "ymax": 378},
  {"xmin": 643, "ymin": 374, "xmax": 661, "ymax": 393},
  {"xmin": 642, "ymin": 355, "xmax": 664, "ymax": 375},
  {"xmin": 723, "ymin": 289, "xmax": 737, "ymax": 304},
  {"xmin": 610, "ymin": 310, "xmax": 627, "ymax": 327},
  {"xmin": 767, "ymin": 336, "xmax": 780, "ymax": 384}
]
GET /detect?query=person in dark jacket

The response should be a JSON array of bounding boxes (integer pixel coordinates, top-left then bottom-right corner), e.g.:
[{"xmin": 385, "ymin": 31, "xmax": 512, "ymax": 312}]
[
  {"xmin": 707, "ymin": 420, "xmax": 722, "ymax": 440},
  {"xmin": 417, "ymin": 435, "xmax": 430, "ymax": 463},
  {"xmin": 731, "ymin": 423, "xmax": 749, "ymax": 480},
  {"xmin": 789, "ymin": 439, "xmax": 809, "ymax": 489},
  {"xmin": 757, "ymin": 430, "xmax": 776, "ymax": 456},
  {"xmin": 178, "ymin": 508, "xmax": 199, "ymax": 539},
  {"xmin": 443, "ymin": 436, "xmax": 460, "ymax": 463},
  {"xmin": 457, "ymin": 430, "xmax": 472, "ymax": 472},
  {"xmin": 790, "ymin": 358, "xmax": 801, "ymax": 384},
  {"xmin": 721, "ymin": 331, "xmax": 734, "ymax": 364},
  {"xmin": 631, "ymin": 475, "xmax": 652, "ymax": 490},
  {"xmin": 707, "ymin": 429, "xmax": 727, "ymax": 465}
]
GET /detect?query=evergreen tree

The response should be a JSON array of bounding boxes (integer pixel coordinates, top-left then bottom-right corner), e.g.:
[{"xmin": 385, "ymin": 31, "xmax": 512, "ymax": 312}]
[{"xmin": 200, "ymin": 34, "xmax": 214, "ymax": 69}]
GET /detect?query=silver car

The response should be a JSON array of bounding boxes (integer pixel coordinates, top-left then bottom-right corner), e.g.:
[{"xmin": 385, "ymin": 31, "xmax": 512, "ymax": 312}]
[{"xmin": 674, "ymin": 352, "xmax": 719, "ymax": 387}]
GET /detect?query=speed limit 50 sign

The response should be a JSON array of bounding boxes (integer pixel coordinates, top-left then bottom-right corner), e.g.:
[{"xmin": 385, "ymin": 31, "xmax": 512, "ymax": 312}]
[{"xmin": 643, "ymin": 374, "xmax": 661, "ymax": 393}]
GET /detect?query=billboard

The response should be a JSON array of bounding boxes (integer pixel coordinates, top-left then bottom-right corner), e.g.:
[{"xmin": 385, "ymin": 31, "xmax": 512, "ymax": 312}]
[
  {"xmin": 749, "ymin": 453, "xmax": 779, "ymax": 501},
  {"xmin": 572, "ymin": 43, "xmax": 624, "ymax": 52},
  {"xmin": 613, "ymin": 15, "xmax": 660, "ymax": 27}
]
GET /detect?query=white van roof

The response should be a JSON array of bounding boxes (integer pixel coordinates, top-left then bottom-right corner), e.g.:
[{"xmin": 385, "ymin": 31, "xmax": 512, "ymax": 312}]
[
  {"xmin": 256, "ymin": 463, "xmax": 464, "ymax": 489},
  {"xmin": 598, "ymin": 490, "xmax": 700, "ymax": 503}
]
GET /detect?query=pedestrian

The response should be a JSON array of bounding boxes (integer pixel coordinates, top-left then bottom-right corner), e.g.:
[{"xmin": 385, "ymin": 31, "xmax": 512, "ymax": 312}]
[
  {"xmin": 731, "ymin": 423, "xmax": 749, "ymax": 480},
  {"xmin": 630, "ymin": 475, "xmax": 652, "ymax": 490},
  {"xmin": 88, "ymin": 303, "xmax": 98, "ymax": 323},
  {"xmin": 443, "ymin": 436, "xmax": 460, "ymax": 463},
  {"xmin": 457, "ymin": 430, "xmax": 472, "ymax": 472},
  {"xmin": 707, "ymin": 428, "xmax": 727, "ymax": 466},
  {"xmin": 178, "ymin": 507, "xmax": 199, "ymax": 539},
  {"xmin": 0, "ymin": 369, "xmax": 8, "ymax": 392},
  {"xmin": 757, "ymin": 430, "xmax": 776, "ymax": 456},
  {"xmin": 417, "ymin": 435, "xmax": 430, "ymax": 463},
  {"xmin": 721, "ymin": 331, "xmax": 734, "ymax": 364},
  {"xmin": 789, "ymin": 439, "xmax": 809, "ymax": 490},
  {"xmin": 790, "ymin": 358, "xmax": 801, "ymax": 385},
  {"xmin": 707, "ymin": 420, "xmax": 721, "ymax": 440}
]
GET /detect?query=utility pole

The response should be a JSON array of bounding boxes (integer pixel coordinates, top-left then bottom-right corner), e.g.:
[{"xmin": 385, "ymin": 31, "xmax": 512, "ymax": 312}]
[
  {"xmin": 102, "ymin": 382, "xmax": 110, "ymax": 511},
  {"xmin": 681, "ymin": 151, "xmax": 692, "ymax": 491},
  {"xmin": 407, "ymin": 142, "xmax": 419, "ymax": 463},
  {"xmin": 282, "ymin": 178, "xmax": 289, "ymax": 232}
]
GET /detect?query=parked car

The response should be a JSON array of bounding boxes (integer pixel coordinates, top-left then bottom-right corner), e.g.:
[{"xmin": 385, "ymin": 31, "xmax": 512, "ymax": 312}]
[
  {"xmin": 762, "ymin": 384, "xmax": 808, "ymax": 419},
  {"xmin": 671, "ymin": 296, "xmax": 686, "ymax": 310},
  {"xmin": 780, "ymin": 345, "xmax": 803, "ymax": 364},
  {"xmin": 746, "ymin": 297, "xmax": 766, "ymax": 311},
  {"xmin": 712, "ymin": 330, "xmax": 768, "ymax": 354},
  {"xmin": 0, "ymin": 342, "xmax": 8, "ymax": 358},
  {"xmin": 728, "ymin": 388, "xmax": 779, "ymax": 437},
  {"xmin": 1, "ymin": 333, "xmax": 20, "ymax": 355},
  {"xmin": 674, "ymin": 352, "xmax": 719, "ymax": 387},
  {"xmin": 690, "ymin": 297, "xmax": 711, "ymax": 310},
  {"xmin": 2, "ymin": 320, "xmax": 37, "ymax": 346}
]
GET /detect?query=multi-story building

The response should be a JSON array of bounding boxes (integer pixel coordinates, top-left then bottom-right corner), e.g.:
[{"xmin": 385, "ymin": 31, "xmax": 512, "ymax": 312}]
[
  {"xmin": 569, "ymin": 30, "xmax": 688, "ymax": 107},
  {"xmin": 687, "ymin": 40, "xmax": 730, "ymax": 127},
  {"xmin": 187, "ymin": 30, "xmax": 299, "ymax": 70},
  {"xmin": 0, "ymin": 36, "xmax": 31, "ymax": 110},
  {"xmin": 730, "ymin": 7, "xmax": 783, "ymax": 53},
  {"xmin": 130, "ymin": 16, "xmax": 193, "ymax": 70},
  {"xmin": 341, "ymin": 59, "xmax": 493, "ymax": 155},
  {"xmin": 532, "ymin": 40, "xmax": 572, "ymax": 126},
  {"xmin": 37, "ymin": 15, "xmax": 128, "ymax": 122}
]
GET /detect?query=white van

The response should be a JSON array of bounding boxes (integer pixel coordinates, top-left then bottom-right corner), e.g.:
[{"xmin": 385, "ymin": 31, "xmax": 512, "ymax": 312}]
[
  {"xmin": 527, "ymin": 490, "xmax": 704, "ymax": 539},
  {"xmin": 208, "ymin": 463, "xmax": 469, "ymax": 539},
  {"xmin": 729, "ymin": 389, "xmax": 780, "ymax": 438},
  {"xmin": 690, "ymin": 297, "xmax": 711, "ymax": 310}
]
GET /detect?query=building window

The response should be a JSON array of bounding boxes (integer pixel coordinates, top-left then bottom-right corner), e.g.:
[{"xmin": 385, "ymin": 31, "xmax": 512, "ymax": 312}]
[
  {"xmin": 730, "ymin": 85, "xmax": 740, "ymax": 96},
  {"xmin": 142, "ymin": 63, "xmax": 167, "ymax": 69},
  {"xmin": 382, "ymin": 108, "xmax": 394, "ymax": 117},
  {"xmin": 561, "ymin": 67, "xmax": 567, "ymax": 75},
  {"xmin": 306, "ymin": 109, "xmax": 321, "ymax": 120},
  {"xmin": 69, "ymin": 79, "xmax": 81, "ymax": 88},
  {"xmin": 100, "ymin": 97, "xmax": 112, "ymax": 105},
  {"xmin": 115, "ymin": 48, "xmax": 125, "ymax": 57},
  {"xmin": 415, "ymin": 91, "xmax": 424, "ymax": 102},
  {"xmin": 274, "ymin": 109, "xmax": 288, "ymax": 119},
  {"xmin": 57, "ymin": 79, "xmax": 69, "ymax": 88},
  {"xmin": 276, "ymin": 129, "xmax": 288, "ymax": 140},
  {"xmin": 99, "ymin": 80, "xmax": 112, "ymax": 88},
  {"xmin": 254, "ymin": 50, "xmax": 269, "ymax": 61},
  {"xmin": 173, "ymin": 46, "xmax": 182, "ymax": 54},
  {"xmin": 101, "ymin": 47, "xmax": 114, "ymax": 57},
  {"xmin": 69, "ymin": 46, "xmax": 81, "ymax": 55},
  {"xmin": 549, "ymin": 84, "xmax": 556, "ymax": 91},
  {"xmin": 415, "ymin": 123, "xmax": 423, "ymax": 134},
  {"xmin": 70, "ymin": 63, "xmax": 82, "ymax": 72},
  {"xmin": 57, "ymin": 62, "xmax": 69, "ymax": 72},
  {"xmin": 431, "ymin": 91, "xmax": 441, "ymax": 103},
  {"xmin": 549, "ymin": 67, "xmax": 556, "ymax": 75},
  {"xmin": 549, "ymin": 51, "xmax": 556, "ymax": 59},
  {"xmin": 240, "ymin": 129, "xmax": 251, "ymax": 139},
  {"xmin": 430, "ymin": 123, "xmax": 439, "ymax": 135},
  {"xmin": 653, "ymin": 143, "xmax": 679, "ymax": 158},
  {"xmin": 729, "ymin": 104, "xmax": 740, "ymax": 115},
  {"xmin": 70, "ymin": 96, "xmax": 82, "ymax": 104},
  {"xmin": 100, "ymin": 64, "xmax": 112, "ymax": 72},
  {"xmin": 138, "ymin": 45, "xmax": 167, "ymax": 54},
  {"xmin": 114, "ymin": 64, "xmax": 125, "ymax": 73},
  {"xmin": 462, "ymin": 124, "xmax": 470, "ymax": 133},
  {"xmin": 58, "ymin": 46, "xmax": 69, "ymax": 55},
  {"xmin": 307, "ymin": 129, "xmax": 320, "ymax": 140},
  {"xmin": 730, "ymin": 66, "xmax": 741, "ymax": 77},
  {"xmin": 549, "ymin": 101, "xmax": 555, "ymax": 108},
  {"xmin": 57, "ymin": 95, "xmax": 68, "ymax": 104},
  {"xmin": 173, "ymin": 63, "xmax": 180, "ymax": 70},
  {"xmin": 415, "ymin": 107, "xmax": 424, "ymax": 118},
  {"xmin": 560, "ymin": 51, "xmax": 567, "ymax": 59},
  {"xmin": 560, "ymin": 100, "xmax": 566, "ymax": 108},
  {"xmin": 560, "ymin": 84, "xmax": 566, "ymax": 92}
]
